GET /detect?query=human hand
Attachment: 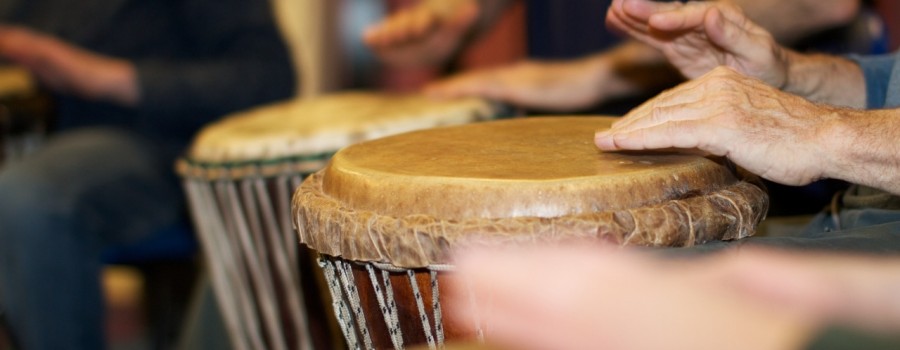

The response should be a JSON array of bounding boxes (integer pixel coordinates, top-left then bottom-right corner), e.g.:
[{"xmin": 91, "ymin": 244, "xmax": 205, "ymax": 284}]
[
  {"xmin": 595, "ymin": 66, "xmax": 840, "ymax": 187},
  {"xmin": 606, "ymin": 0, "xmax": 789, "ymax": 88},
  {"xmin": 449, "ymin": 245, "xmax": 817, "ymax": 350},
  {"xmin": 702, "ymin": 248, "xmax": 900, "ymax": 335},
  {"xmin": 425, "ymin": 57, "xmax": 623, "ymax": 112},
  {"xmin": 363, "ymin": 0, "xmax": 480, "ymax": 68},
  {"xmin": 0, "ymin": 25, "xmax": 138, "ymax": 106}
]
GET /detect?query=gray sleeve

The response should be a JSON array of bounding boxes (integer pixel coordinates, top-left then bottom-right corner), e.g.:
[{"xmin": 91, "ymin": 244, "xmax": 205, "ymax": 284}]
[{"xmin": 848, "ymin": 53, "xmax": 898, "ymax": 109}]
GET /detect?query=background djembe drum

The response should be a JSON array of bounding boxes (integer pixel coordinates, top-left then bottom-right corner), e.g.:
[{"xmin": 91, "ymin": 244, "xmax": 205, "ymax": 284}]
[
  {"xmin": 0, "ymin": 67, "xmax": 53, "ymax": 169},
  {"xmin": 293, "ymin": 117, "xmax": 769, "ymax": 349},
  {"xmin": 178, "ymin": 92, "xmax": 504, "ymax": 350}
]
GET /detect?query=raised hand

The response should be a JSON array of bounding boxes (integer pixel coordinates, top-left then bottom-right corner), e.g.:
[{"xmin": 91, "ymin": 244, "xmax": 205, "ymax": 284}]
[
  {"xmin": 0, "ymin": 25, "xmax": 138, "ymax": 106},
  {"xmin": 363, "ymin": 0, "xmax": 480, "ymax": 68},
  {"xmin": 606, "ymin": 0, "xmax": 789, "ymax": 88}
]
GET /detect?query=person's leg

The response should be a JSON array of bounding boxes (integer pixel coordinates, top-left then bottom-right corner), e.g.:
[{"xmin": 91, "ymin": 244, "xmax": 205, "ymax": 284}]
[
  {"xmin": 0, "ymin": 127, "xmax": 184, "ymax": 350},
  {"xmin": 666, "ymin": 208, "xmax": 900, "ymax": 257}
]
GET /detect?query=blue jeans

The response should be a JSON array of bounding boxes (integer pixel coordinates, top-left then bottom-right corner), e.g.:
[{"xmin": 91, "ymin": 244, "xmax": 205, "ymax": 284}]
[
  {"xmin": 0, "ymin": 127, "xmax": 184, "ymax": 350},
  {"xmin": 677, "ymin": 208, "xmax": 900, "ymax": 255}
]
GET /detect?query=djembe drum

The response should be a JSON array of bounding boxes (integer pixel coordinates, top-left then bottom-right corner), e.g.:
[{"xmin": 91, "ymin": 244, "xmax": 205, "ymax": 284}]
[
  {"xmin": 293, "ymin": 117, "xmax": 769, "ymax": 349},
  {"xmin": 178, "ymin": 92, "xmax": 503, "ymax": 350}
]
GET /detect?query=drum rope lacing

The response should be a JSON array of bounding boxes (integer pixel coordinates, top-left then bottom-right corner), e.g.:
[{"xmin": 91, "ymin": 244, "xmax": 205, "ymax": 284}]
[
  {"xmin": 407, "ymin": 270, "xmax": 438, "ymax": 349},
  {"xmin": 188, "ymin": 180, "xmax": 265, "ymax": 350},
  {"xmin": 215, "ymin": 179, "xmax": 271, "ymax": 350},
  {"xmin": 430, "ymin": 270, "xmax": 446, "ymax": 345},
  {"xmin": 254, "ymin": 177, "xmax": 315, "ymax": 350},
  {"xmin": 227, "ymin": 180, "xmax": 289, "ymax": 350},
  {"xmin": 338, "ymin": 259, "xmax": 376, "ymax": 350},
  {"xmin": 371, "ymin": 262, "xmax": 456, "ymax": 272},
  {"xmin": 187, "ymin": 174, "xmax": 316, "ymax": 350},
  {"xmin": 320, "ymin": 259, "xmax": 362, "ymax": 349},
  {"xmin": 366, "ymin": 264, "xmax": 405, "ymax": 349},
  {"xmin": 321, "ymin": 257, "xmax": 488, "ymax": 349}
]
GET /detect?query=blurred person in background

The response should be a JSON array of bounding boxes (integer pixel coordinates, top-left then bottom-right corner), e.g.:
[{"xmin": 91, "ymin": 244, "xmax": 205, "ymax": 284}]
[{"xmin": 0, "ymin": 0, "xmax": 294, "ymax": 349}]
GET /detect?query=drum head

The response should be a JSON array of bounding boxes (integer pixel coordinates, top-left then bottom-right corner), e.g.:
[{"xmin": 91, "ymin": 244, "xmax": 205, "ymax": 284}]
[
  {"xmin": 185, "ymin": 92, "xmax": 498, "ymax": 165},
  {"xmin": 294, "ymin": 117, "xmax": 768, "ymax": 267},
  {"xmin": 325, "ymin": 117, "xmax": 732, "ymax": 218}
]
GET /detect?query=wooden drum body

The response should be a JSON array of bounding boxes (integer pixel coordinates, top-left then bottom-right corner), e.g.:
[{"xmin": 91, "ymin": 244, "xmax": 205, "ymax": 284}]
[
  {"xmin": 293, "ymin": 117, "xmax": 769, "ymax": 349},
  {"xmin": 178, "ymin": 92, "xmax": 501, "ymax": 350}
]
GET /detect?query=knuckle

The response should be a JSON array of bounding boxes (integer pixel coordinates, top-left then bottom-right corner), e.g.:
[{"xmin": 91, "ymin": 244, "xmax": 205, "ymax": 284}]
[{"xmin": 650, "ymin": 105, "xmax": 665, "ymax": 123}]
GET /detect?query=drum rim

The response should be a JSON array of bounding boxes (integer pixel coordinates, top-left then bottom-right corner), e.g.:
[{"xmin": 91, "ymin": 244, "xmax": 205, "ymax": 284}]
[
  {"xmin": 292, "ymin": 170, "xmax": 769, "ymax": 268},
  {"xmin": 182, "ymin": 93, "xmax": 513, "ymax": 166},
  {"xmin": 176, "ymin": 152, "xmax": 333, "ymax": 180}
]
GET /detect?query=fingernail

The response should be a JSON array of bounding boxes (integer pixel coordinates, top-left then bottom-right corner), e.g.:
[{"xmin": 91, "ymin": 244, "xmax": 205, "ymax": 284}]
[{"xmin": 594, "ymin": 131, "xmax": 616, "ymax": 150}]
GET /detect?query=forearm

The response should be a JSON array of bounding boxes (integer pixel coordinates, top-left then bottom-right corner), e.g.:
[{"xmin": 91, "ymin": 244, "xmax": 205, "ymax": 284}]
[
  {"xmin": 97, "ymin": 59, "xmax": 139, "ymax": 107},
  {"xmin": 828, "ymin": 258, "xmax": 900, "ymax": 334},
  {"xmin": 724, "ymin": 250, "xmax": 900, "ymax": 336},
  {"xmin": 783, "ymin": 50, "xmax": 866, "ymax": 108},
  {"xmin": 825, "ymin": 108, "xmax": 900, "ymax": 195},
  {"xmin": 598, "ymin": 41, "xmax": 681, "ymax": 100}
]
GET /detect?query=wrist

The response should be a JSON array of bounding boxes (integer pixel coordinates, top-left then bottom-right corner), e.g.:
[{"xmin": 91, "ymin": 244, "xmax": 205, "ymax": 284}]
[
  {"xmin": 822, "ymin": 109, "xmax": 900, "ymax": 193},
  {"xmin": 101, "ymin": 60, "xmax": 139, "ymax": 107},
  {"xmin": 593, "ymin": 44, "xmax": 660, "ymax": 101},
  {"xmin": 779, "ymin": 48, "xmax": 802, "ymax": 94},
  {"xmin": 581, "ymin": 54, "xmax": 625, "ymax": 101},
  {"xmin": 781, "ymin": 51, "xmax": 866, "ymax": 108},
  {"xmin": 818, "ymin": 107, "xmax": 866, "ymax": 183}
]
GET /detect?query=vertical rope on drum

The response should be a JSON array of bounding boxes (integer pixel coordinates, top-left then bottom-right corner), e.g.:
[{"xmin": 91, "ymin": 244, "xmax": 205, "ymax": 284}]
[
  {"xmin": 290, "ymin": 174, "xmax": 305, "ymax": 264},
  {"xmin": 366, "ymin": 264, "xmax": 404, "ymax": 349},
  {"xmin": 278, "ymin": 175, "xmax": 301, "ymax": 269},
  {"xmin": 184, "ymin": 180, "xmax": 252, "ymax": 350},
  {"xmin": 225, "ymin": 181, "xmax": 288, "ymax": 350},
  {"xmin": 320, "ymin": 259, "xmax": 359, "ymax": 349},
  {"xmin": 381, "ymin": 269, "xmax": 403, "ymax": 349},
  {"xmin": 212, "ymin": 180, "xmax": 268, "ymax": 350},
  {"xmin": 337, "ymin": 260, "xmax": 375, "ymax": 350},
  {"xmin": 239, "ymin": 180, "xmax": 266, "ymax": 256},
  {"xmin": 430, "ymin": 270, "xmax": 445, "ymax": 346},
  {"xmin": 254, "ymin": 178, "xmax": 313, "ymax": 350},
  {"xmin": 408, "ymin": 270, "xmax": 437, "ymax": 350}
]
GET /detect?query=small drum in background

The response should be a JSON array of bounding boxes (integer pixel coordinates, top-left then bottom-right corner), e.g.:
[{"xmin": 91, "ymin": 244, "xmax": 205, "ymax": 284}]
[
  {"xmin": 0, "ymin": 67, "xmax": 53, "ymax": 168},
  {"xmin": 178, "ymin": 92, "xmax": 504, "ymax": 350},
  {"xmin": 293, "ymin": 117, "xmax": 769, "ymax": 349}
]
